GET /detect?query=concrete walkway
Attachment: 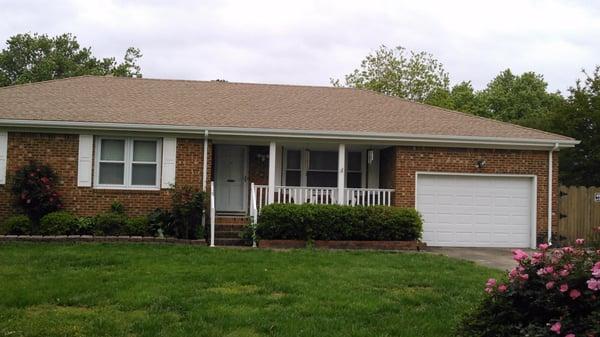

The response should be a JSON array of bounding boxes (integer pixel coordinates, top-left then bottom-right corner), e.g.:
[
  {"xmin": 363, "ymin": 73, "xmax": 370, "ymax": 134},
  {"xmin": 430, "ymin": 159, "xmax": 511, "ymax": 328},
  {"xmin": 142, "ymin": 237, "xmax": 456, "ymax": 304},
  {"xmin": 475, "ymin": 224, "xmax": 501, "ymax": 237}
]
[{"xmin": 426, "ymin": 247, "xmax": 528, "ymax": 271}]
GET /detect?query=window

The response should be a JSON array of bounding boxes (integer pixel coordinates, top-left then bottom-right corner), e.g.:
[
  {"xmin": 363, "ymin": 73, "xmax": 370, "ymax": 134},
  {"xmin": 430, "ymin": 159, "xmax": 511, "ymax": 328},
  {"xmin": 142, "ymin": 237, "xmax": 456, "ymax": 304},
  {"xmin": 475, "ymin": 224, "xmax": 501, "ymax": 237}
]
[
  {"xmin": 96, "ymin": 137, "xmax": 161, "ymax": 189},
  {"xmin": 347, "ymin": 151, "xmax": 362, "ymax": 188},
  {"xmin": 307, "ymin": 150, "xmax": 337, "ymax": 187},
  {"xmin": 285, "ymin": 150, "xmax": 301, "ymax": 186}
]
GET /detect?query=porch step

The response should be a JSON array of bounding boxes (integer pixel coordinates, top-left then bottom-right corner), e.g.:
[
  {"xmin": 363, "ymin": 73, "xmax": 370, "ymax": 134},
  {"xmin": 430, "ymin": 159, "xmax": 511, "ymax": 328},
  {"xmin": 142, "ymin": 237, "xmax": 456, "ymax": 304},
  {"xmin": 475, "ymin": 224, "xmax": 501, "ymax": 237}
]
[{"xmin": 213, "ymin": 215, "xmax": 251, "ymax": 246}]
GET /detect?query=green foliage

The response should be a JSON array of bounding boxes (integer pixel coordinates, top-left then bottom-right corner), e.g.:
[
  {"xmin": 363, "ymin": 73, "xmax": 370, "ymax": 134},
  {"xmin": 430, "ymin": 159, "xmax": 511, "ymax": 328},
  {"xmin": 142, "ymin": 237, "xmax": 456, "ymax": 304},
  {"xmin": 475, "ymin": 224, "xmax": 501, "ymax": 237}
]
[
  {"xmin": 332, "ymin": 45, "xmax": 450, "ymax": 102},
  {"xmin": 122, "ymin": 216, "xmax": 150, "ymax": 236},
  {"xmin": 147, "ymin": 208, "xmax": 171, "ymax": 237},
  {"xmin": 549, "ymin": 66, "xmax": 600, "ymax": 186},
  {"xmin": 10, "ymin": 161, "xmax": 63, "ymax": 224},
  {"xmin": 110, "ymin": 201, "xmax": 125, "ymax": 214},
  {"xmin": 39, "ymin": 211, "xmax": 78, "ymax": 235},
  {"xmin": 0, "ymin": 33, "xmax": 142, "ymax": 87},
  {"xmin": 75, "ymin": 216, "xmax": 95, "ymax": 235},
  {"xmin": 1, "ymin": 215, "xmax": 31, "ymax": 235},
  {"xmin": 94, "ymin": 212, "xmax": 127, "ymax": 236},
  {"xmin": 167, "ymin": 186, "xmax": 206, "ymax": 239},
  {"xmin": 256, "ymin": 204, "xmax": 422, "ymax": 241}
]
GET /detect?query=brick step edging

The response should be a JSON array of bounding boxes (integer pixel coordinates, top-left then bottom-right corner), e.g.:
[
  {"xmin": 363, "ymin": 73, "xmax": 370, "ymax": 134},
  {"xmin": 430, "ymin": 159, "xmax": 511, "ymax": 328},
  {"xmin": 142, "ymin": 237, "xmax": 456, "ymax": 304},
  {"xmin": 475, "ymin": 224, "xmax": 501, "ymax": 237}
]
[{"xmin": 0, "ymin": 235, "xmax": 207, "ymax": 245}]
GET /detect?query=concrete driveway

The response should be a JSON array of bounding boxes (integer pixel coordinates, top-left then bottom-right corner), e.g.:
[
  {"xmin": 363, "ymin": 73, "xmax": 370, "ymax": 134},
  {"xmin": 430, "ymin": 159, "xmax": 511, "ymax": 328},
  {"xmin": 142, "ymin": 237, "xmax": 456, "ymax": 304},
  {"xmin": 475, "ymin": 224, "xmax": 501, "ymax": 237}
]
[{"xmin": 426, "ymin": 247, "xmax": 528, "ymax": 271}]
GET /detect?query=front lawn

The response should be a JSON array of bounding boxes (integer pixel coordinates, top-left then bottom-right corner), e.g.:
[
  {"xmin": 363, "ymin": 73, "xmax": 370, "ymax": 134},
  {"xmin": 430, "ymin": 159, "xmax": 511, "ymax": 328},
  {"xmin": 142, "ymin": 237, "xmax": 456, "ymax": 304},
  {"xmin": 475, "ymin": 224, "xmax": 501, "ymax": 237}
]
[{"xmin": 0, "ymin": 243, "xmax": 500, "ymax": 337}]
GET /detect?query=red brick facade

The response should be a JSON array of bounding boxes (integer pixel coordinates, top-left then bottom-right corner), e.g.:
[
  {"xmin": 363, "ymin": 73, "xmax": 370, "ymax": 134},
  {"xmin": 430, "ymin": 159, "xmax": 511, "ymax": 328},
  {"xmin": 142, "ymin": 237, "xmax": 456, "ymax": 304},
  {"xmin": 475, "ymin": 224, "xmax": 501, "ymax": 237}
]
[
  {"xmin": 384, "ymin": 146, "xmax": 558, "ymax": 237},
  {"xmin": 0, "ymin": 132, "xmax": 212, "ymax": 219}
]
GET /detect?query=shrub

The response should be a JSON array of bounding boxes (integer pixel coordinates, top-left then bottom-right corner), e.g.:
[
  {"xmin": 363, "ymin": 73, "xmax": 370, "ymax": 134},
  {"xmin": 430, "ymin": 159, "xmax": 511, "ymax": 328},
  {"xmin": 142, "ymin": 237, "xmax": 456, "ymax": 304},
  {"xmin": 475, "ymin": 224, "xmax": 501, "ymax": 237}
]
[
  {"xmin": 10, "ymin": 161, "xmax": 63, "ymax": 224},
  {"xmin": 148, "ymin": 208, "xmax": 171, "ymax": 237},
  {"xmin": 255, "ymin": 204, "xmax": 422, "ymax": 241},
  {"xmin": 1, "ymin": 215, "xmax": 31, "ymax": 235},
  {"xmin": 75, "ymin": 216, "xmax": 95, "ymax": 235},
  {"xmin": 456, "ymin": 241, "xmax": 600, "ymax": 337},
  {"xmin": 122, "ymin": 216, "xmax": 150, "ymax": 236},
  {"xmin": 94, "ymin": 212, "xmax": 127, "ymax": 236},
  {"xmin": 39, "ymin": 211, "xmax": 78, "ymax": 235},
  {"xmin": 167, "ymin": 185, "xmax": 206, "ymax": 239}
]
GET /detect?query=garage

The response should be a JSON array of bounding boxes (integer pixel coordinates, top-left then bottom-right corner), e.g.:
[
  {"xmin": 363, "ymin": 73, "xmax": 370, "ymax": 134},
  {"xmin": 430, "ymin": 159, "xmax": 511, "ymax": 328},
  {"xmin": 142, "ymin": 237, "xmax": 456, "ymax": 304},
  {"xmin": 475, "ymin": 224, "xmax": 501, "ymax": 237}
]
[{"xmin": 416, "ymin": 173, "xmax": 535, "ymax": 248}]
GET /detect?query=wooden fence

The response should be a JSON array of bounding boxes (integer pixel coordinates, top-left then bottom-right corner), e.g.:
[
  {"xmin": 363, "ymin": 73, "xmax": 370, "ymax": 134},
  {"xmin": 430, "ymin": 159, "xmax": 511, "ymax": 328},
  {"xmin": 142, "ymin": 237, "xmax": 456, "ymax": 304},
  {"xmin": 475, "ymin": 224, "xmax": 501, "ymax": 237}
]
[{"xmin": 558, "ymin": 185, "xmax": 600, "ymax": 243}]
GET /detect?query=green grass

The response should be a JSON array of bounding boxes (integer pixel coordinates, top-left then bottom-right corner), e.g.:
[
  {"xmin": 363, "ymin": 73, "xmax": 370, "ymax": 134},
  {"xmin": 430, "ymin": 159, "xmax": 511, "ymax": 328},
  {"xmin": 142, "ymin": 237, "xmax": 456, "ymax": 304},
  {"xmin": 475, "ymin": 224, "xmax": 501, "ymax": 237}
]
[{"xmin": 0, "ymin": 243, "xmax": 501, "ymax": 337}]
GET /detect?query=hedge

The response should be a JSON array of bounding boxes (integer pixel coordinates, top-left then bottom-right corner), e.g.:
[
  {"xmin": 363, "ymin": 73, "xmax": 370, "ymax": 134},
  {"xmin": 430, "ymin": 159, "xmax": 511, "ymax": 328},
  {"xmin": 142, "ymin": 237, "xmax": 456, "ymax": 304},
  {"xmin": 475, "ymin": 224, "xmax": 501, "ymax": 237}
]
[{"xmin": 256, "ymin": 204, "xmax": 423, "ymax": 241}]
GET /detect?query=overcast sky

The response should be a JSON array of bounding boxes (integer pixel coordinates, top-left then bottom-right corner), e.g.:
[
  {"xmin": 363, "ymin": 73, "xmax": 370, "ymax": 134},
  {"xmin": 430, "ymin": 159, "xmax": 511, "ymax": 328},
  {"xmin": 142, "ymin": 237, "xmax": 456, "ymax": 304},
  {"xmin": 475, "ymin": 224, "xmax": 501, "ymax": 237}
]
[{"xmin": 1, "ymin": 0, "xmax": 599, "ymax": 92}]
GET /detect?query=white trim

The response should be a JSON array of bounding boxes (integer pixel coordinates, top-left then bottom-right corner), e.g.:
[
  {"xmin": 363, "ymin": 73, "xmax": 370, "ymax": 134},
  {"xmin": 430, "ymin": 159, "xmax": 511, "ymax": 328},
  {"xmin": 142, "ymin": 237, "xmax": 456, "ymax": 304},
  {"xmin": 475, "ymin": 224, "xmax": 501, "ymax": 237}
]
[
  {"xmin": 0, "ymin": 131, "xmax": 7, "ymax": 185},
  {"xmin": 548, "ymin": 143, "xmax": 559, "ymax": 244},
  {"xmin": 77, "ymin": 134, "xmax": 94, "ymax": 187},
  {"xmin": 337, "ymin": 144, "xmax": 346, "ymax": 205},
  {"xmin": 415, "ymin": 171, "xmax": 538, "ymax": 249},
  {"xmin": 94, "ymin": 136, "xmax": 162, "ymax": 190},
  {"xmin": 202, "ymin": 130, "xmax": 208, "ymax": 192},
  {"xmin": 268, "ymin": 141, "xmax": 276, "ymax": 204},
  {"xmin": 0, "ymin": 119, "xmax": 579, "ymax": 149},
  {"xmin": 161, "ymin": 137, "xmax": 177, "ymax": 188}
]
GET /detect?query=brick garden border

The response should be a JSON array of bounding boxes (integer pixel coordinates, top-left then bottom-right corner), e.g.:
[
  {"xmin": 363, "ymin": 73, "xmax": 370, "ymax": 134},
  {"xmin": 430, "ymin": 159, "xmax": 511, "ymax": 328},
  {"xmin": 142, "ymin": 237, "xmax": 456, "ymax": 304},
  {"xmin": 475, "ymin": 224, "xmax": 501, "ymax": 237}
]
[
  {"xmin": 259, "ymin": 239, "xmax": 426, "ymax": 251},
  {"xmin": 0, "ymin": 235, "xmax": 207, "ymax": 245}
]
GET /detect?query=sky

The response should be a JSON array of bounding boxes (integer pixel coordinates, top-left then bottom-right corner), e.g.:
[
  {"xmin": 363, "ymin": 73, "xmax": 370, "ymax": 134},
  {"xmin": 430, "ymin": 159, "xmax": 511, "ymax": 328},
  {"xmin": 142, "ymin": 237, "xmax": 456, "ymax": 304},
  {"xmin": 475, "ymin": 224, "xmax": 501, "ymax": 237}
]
[{"xmin": 1, "ymin": 0, "xmax": 599, "ymax": 92}]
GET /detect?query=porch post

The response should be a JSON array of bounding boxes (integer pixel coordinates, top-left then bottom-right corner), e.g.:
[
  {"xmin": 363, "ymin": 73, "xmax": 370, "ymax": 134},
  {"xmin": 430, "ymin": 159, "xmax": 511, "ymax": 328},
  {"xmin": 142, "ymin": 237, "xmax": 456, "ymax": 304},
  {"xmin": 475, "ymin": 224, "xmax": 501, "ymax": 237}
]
[
  {"xmin": 268, "ymin": 141, "xmax": 276, "ymax": 204},
  {"xmin": 338, "ymin": 143, "xmax": 345, "ymax": 205}
]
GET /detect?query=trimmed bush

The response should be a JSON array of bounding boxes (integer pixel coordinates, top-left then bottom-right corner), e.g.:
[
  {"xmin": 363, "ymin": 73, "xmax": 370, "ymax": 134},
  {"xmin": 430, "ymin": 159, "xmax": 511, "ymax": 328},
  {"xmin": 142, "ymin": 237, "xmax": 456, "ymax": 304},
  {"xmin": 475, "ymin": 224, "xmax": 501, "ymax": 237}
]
[
  {"xmin": 75, "ymin": 217, "xmax": 95, "ymax": 235},
  {"xmin": 94, "ymin": 212, "xmax": 127, "ymax": 236},
  {"xmin": 456, "ymin": 242, "xmax": 600, "ymax": 336},
  {"xmin": 1, "ymin": 215, "xmax": 31, "ymax": 235},
  {"xmin": 256, "ymin": 204, "xmax": 422, "ymax": 241},
  {"xmin": 39, "ymin": 211, "xmax": 78, "ymax": 235},
  {"xmin": 122, "ymin": 216, "xmax": 150, "ymax": 236}
]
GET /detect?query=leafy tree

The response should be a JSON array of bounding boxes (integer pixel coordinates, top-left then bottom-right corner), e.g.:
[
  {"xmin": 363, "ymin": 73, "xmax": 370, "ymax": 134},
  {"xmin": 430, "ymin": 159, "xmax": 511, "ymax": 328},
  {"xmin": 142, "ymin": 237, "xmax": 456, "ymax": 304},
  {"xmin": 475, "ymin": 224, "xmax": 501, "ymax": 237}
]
[
  {"xmin": 550, "ymin": 67, "xmax": 600, "ymax": 186},
  {"xmin": 426, "ymin": 81, "xmax": 483, "ymax": 114},
  {"xmin": 332, "ymin": 45, "xmax": 450, "ymax": 102},
  {"xmin": 0, "ymin": 33, "xmax": 142, "ymax": 86}
]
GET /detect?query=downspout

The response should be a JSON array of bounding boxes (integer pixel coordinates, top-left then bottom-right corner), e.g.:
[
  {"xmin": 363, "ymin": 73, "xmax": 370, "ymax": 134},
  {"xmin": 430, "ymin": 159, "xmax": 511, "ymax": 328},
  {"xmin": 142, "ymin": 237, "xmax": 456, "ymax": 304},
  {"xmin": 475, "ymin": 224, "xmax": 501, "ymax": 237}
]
[{"xmin": 547, "ymin": 143, "xmax": 559, "ymax": 245}]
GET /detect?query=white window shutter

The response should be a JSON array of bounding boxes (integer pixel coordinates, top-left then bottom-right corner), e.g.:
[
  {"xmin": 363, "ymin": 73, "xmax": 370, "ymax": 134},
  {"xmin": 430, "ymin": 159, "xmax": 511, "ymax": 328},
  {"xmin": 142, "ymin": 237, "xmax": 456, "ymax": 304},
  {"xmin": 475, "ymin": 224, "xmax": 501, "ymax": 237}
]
[
  {"xmin": 161, "ymin": 137, "xmax": 177, "ymax": 188},
  {"xmin": 77, "ymin": 135, "xmax": 94, "ymax": 187},
  {"xmin": 0, "ymin": 131, "xmax": 7, "ymax": 185}
]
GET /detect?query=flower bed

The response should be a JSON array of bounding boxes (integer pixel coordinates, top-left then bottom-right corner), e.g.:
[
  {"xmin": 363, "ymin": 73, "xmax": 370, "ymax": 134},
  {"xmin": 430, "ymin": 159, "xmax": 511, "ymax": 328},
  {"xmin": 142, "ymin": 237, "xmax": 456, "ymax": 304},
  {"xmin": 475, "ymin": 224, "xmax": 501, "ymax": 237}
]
[{"xmin": 457, "ymin": 239, "xmax": 600, "ymax": 336}]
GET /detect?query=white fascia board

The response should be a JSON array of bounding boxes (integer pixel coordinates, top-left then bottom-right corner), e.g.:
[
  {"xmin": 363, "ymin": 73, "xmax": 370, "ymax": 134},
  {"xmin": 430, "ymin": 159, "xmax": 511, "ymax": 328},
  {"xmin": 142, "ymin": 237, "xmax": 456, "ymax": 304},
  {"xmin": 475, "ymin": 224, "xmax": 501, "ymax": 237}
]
[{"xmin": 0, "ymin": 118, "xmax": 580, "ymax": 149}]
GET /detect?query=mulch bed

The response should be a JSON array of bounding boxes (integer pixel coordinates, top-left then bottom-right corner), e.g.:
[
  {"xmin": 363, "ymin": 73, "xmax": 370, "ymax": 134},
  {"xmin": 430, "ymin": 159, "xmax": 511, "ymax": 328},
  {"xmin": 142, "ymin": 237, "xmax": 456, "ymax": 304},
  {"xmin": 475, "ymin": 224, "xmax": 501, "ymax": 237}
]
[
  {"xmin": 0, "ymin": 235, "xmax": 207, "ymax": 245},
  {"xmin": 259, "ymin": 239, "xmax": 426, "ymax": 251}
]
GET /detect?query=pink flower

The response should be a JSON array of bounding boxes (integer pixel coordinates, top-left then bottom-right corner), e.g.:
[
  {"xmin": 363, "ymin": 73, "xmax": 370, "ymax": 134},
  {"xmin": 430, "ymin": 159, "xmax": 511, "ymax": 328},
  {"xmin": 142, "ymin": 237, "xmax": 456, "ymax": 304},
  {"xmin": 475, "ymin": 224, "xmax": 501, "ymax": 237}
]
[
  {"xmin": 587, "ymin": 278, "xmax": 600, "ymax": 291},
  {"xmin": 512, "ymin": 249, "xmax": 529, "ymax": 262},
  {"xmin": 559, "ymin": 269, "xmax": 570, "ymax": 277},
  {"xmin": 565, "ymin": 334, "xmax": 575, "ymax": 337},
  {"xmin": 519, "ymin": 273, "xmax": 529, "ymax": 281},
  {"xmin": 569, "ymin": 289, "xmax": 581, "ymax": 299},
  {"xmin": 559, "ymin": 283, "xmax": 569, "ymax": 292},
  {"xmin": 592, "ymin": 262, "xmax": 600, "ymax": 278},
  {"xmin": 532, "ymin": 252, "xmax": 544, "ymax": 264},
  {"xmin": 550, "ymin": 322, "xmax": 561, "ymax": 334},
  {"xmin": 562, "ymin": 247, "xmax": 574, "ymax": 254},
  {"xmin": 544, "ymin": 266, "xmax": 554, "ymax": 274},
  {"xmin": 546, "ymin": 281, "xmax": 555, "ymax": 289},
  {"xmin": 509, "ymin": 268, "xmax": 519, "ymax": 279},
  {"xmin": 484, "ymin": 287, "xmax": 493, "ymax": 294},
  {"xmin": 537, "ymin": 268, "xmax": 547, "ymax": 276},
  {"xmin": 486, "ymin": 278, "xmax": 497, "ymax": 287},
  {"xmin": 538, "ymin": 243, "xmax": 549, "ymax": 251},
  {"xmin": 498, "ymin": 284, "xmax": 507, "ymax": 293},
  {"xmin": 575, "ymin": 238, "xmax": 584, "ymax": 245}
]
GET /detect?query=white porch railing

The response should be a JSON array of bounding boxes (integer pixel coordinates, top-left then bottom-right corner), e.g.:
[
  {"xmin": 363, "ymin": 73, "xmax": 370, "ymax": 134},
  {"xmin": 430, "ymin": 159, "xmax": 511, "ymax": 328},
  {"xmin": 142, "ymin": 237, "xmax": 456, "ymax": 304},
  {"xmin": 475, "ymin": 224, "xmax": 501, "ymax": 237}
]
[
  {"xmin": 252, "ymin": 184, "xmax": 394, "ymax": 213},
  {"xmin": 210, "ymin": 181, "xmax": 216, "ymax": 247}
]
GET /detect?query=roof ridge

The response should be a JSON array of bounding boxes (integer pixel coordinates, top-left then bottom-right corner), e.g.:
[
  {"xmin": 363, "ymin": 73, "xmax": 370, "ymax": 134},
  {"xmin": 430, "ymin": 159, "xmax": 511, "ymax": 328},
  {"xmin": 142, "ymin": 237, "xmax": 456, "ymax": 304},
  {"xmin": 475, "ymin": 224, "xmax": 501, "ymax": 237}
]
[
  {"xmin": 0, "ymin": 75, "xmax": 97, "ymax": 91},
  {"xmin": 355, "ymin": 87, "xmax": 574, "ymax": 141}
]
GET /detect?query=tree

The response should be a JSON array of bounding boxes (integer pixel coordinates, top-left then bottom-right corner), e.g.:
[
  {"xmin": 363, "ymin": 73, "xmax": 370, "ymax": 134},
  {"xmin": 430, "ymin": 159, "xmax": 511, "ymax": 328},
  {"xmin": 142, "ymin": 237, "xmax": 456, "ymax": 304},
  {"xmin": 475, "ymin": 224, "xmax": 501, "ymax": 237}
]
[
  {"xmin": 550, "ymin": 67, "xmax": 600, "ymax": 186},
  {"xmin": 0, "ymin": 33, "xmax": 142, "ymax": 87},
  {"xmin": 477, "ymin": 69, "xmax": 565, "ymax": 128},
  {"xmin": 425, "ymin": 81, "xmax": 483, "ymax": 114},
  {"xmin": 332, "ymin": 45, "xmax": 450, "ymax": 102}
]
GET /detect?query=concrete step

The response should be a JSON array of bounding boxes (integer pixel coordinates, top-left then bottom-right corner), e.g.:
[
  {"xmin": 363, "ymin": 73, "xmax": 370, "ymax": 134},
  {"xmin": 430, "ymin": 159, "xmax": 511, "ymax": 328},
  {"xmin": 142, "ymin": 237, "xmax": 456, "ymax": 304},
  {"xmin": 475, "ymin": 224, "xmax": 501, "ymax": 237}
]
[{"xmin": 214, "ymin": 238, "xmax": 248, "ymax": 246}]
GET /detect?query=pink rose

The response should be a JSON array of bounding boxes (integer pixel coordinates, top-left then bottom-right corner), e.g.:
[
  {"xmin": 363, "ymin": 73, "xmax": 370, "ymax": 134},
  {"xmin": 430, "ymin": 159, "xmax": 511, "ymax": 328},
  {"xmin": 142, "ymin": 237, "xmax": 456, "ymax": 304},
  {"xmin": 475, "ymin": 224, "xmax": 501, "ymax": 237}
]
[
  {"xmin": 550, "ymin": 322, "xmax": 561, "ymax": 334},
  {"xmin": 486, "ymin": 278, "xmax": 497, "ymax": 287},
  {"xmin": 565, "ymin": 334, "xmax": 575, "ymax": 337},
  {"xmin": 569, "ymin": 289, "xmax": 581, "ymax": 299},
  {"xmin": 559, "ymin": 269, "xmax": 570, "ymax": 277},
  {"xmin": 544, "ymin": 266, "xmax": 554, "ymax": 274},
  {"xmin": 592, "ymin": 262, "xmax": 600, "ymax": 278},
  {"xmin": 562, "ymin": 247, "xmax": 574, "ymax": 254},
  {"xmin": 546, "ymin": 281, "xmax": 555, "ymax": 289},
  {"xmin": 575, "ymin": 238, "xmax": 585, "ymax": 245},
  {"xmin": 498, "ymin": 284, "xmax": 507, "ymax": 293},
  {"xmin": 512, "ymin": 249, "xmax": 529, "ymax": 262},
  {"xmin": 559, "ymin": 283, "xmax": 569, "ymax": 292},
  {"xmin": 519, "ymin": 273, "xmax": 529, "ymax": 281},
  {"xmin": 484, "ymin": 287, "xmax": 493, "ymax": 294},
  {"xmin": 587, "ymin": 278, "xmax": 600, "ymax": 291},
  {"xmin": 538, "ymin": 243, "xmax": 549, "ymax": 251}
]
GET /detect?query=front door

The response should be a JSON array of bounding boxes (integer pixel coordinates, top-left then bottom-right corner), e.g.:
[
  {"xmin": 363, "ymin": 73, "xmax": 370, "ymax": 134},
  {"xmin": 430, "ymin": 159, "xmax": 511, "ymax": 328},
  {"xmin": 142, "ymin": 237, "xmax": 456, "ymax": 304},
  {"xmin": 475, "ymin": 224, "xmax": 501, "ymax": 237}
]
[{"xmin": 215, "ymin": 145, "xmax": 247, "ymax": 212}]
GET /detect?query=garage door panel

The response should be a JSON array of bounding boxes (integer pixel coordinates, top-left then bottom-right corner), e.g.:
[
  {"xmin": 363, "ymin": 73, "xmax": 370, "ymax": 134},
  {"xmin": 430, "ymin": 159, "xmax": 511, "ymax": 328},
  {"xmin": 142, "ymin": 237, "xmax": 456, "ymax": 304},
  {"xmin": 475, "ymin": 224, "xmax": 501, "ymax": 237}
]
[{"xmin": 417, "ymin": 174, "xmax": 533, "ymax": 248}]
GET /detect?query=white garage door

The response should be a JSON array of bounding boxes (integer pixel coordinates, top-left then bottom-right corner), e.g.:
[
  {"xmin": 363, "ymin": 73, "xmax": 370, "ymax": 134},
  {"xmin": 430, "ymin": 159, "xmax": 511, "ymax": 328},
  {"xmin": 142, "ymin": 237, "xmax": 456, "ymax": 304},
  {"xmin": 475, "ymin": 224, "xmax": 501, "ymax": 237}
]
[{"xmin": 416, "ymin": 174, "xmax": 534, "ymax": 248}]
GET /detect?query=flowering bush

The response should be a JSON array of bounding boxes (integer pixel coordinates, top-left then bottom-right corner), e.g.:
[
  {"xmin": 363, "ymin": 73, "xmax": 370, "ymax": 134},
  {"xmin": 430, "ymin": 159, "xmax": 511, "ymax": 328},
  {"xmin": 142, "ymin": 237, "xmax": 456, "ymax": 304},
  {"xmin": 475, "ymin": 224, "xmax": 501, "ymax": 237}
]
[
  {"xmin": 457, "ymin": 241, "xmax": 600, "ymax": 337},
  {"xmin": 10, "ymin": 161, "xmax": 63, "ymax": 224}
]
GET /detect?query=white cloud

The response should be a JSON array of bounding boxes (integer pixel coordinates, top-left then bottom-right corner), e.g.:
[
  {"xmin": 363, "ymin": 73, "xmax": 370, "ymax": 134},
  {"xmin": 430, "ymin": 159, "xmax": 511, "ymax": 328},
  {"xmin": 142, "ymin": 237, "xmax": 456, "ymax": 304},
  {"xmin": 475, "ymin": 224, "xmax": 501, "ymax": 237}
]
[{"xmin": 0, "ymin": 0, "xmax": 598, "ymax": 91}]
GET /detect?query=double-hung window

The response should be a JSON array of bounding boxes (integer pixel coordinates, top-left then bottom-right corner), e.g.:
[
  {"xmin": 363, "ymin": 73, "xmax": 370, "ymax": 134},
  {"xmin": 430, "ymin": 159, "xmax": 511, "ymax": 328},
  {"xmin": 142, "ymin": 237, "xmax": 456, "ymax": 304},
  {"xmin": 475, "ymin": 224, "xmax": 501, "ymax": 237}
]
[{"xmin": 96, "ymin": 137, "xmax": 161, "ymax": 189}]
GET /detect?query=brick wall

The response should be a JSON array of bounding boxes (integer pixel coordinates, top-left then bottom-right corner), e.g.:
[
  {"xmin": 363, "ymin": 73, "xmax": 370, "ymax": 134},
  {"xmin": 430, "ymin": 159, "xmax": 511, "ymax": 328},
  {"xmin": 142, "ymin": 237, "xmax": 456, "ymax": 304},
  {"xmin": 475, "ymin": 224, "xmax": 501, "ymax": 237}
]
[
  {"xmin": 390, "ymin": 146, "xmax": 558, "ymax": 238},
  {"xmin": 0, "ymin": 132, "xmax": 211, "ymax": 220}
]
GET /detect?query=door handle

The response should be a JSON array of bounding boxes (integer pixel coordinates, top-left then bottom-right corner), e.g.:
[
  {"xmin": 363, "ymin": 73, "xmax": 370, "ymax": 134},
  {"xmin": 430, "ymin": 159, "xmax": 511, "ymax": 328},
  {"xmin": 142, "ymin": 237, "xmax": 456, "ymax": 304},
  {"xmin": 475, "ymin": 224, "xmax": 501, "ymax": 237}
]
[{"xmin": 227, "ymin": 179, "xmax": 235, "ymax": 182}]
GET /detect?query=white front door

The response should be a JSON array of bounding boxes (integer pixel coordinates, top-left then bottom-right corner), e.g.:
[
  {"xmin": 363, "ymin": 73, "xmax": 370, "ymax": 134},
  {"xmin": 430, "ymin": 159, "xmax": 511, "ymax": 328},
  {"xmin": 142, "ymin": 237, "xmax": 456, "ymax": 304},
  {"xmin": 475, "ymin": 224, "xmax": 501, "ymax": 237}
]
[
  {"xmin": 215, "ymin": 145, "xmax": 247, "ymax": 212},
  {"xmin": 416, "ymin": 174, "xmax": 535, "ymax": 248}
]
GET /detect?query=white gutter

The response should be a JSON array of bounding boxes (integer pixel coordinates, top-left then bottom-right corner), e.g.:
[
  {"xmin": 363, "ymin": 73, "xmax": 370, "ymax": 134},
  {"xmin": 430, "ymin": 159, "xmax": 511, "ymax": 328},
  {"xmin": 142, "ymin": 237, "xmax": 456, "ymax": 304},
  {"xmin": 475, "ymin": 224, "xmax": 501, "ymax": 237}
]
[
  {"xmin": 202, "ymin": 130, "xmax": 208, "ymax": 192},
  {"xmin": 0, "ymin": 119, "xmax": 580, "ymax": 148},
  {"xmin": 547, "ymin": 142, "xmax": 559, "ymax": 245}
]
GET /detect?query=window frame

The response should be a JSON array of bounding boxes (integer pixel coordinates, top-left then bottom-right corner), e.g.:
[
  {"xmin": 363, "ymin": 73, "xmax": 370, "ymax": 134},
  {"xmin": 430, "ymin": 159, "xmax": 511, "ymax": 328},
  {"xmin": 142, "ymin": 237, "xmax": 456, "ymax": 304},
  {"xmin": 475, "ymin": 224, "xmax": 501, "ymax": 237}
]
[{"xmin": 94, "ymin": 136, "xmax": 162, "ymax": 190}]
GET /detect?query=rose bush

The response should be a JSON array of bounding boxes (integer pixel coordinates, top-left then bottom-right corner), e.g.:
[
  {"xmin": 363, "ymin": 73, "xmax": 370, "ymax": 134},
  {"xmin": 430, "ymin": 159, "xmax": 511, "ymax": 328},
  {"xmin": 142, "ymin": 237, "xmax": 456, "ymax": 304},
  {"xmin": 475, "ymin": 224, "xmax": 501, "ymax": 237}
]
[
  {"xmin": 10, "ymin": 161, "xmax": 62, "ymax": 224},
  {"xmin": 457, "ymin": 240, "xmax": 600, "ymax": 337}
]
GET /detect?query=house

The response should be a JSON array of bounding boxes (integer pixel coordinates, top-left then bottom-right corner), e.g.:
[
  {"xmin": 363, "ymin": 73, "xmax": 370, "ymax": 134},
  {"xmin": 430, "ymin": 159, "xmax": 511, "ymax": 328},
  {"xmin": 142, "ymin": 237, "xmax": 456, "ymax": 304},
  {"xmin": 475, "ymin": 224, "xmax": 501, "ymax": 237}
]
[{"xmin": 0, "ymin": 76, "xmax": 578, "ymax": 248}]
